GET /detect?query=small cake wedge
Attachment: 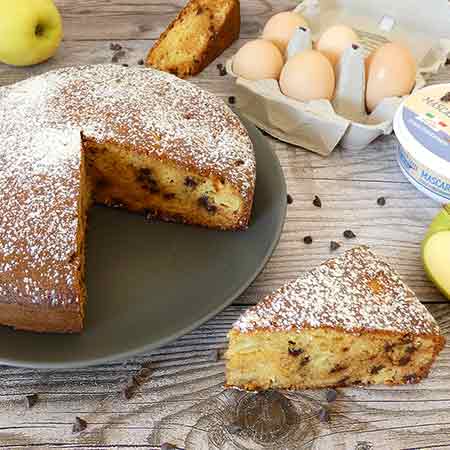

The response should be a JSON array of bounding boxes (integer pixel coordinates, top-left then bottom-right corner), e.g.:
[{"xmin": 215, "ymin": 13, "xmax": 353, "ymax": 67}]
[
  {"xmin": 226, "ymin": 246, "xmax": 445, "ymax": 390},
  {"xmin": 146, "ymin": 0, "xmax": 240, "ymax": 78}
]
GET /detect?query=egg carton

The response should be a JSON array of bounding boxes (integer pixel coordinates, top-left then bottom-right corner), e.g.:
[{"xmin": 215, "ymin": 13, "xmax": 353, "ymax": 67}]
[{"xmin": 226, "ymin": 0, "xmax": 450, "ymax": 155}]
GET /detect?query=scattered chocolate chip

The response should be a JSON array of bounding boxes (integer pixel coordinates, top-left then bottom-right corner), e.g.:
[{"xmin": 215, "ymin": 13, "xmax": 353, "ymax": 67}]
[
  {"xmin": 318, "ymin": 407, "xmax": 331, "ymax": 423},
  {"xmin": 384, "ymin": 342, "xmax": 394, "ymax": 352},
  {"xmin": 377, "ymin": 196, "xmax": 386, "ymax": 206},
  {"xmin": 303, "ymin": 235, "xmax": 313, "ymax": 244},
  {"xmin": 122, "ymin": 63, "xmax": 129, "ymax": 67},
  {"xmin": 398, "ymin": 354, "xmax": 411, "ymax": 366},
  {"xmin": 288, "ymin": 346, "xmax": 304, "ymax": 357},
  {"xmin": 137, "ymin": 59, "xmax": 144, "ymax": 65},
  {"xmin": 110, "ymin": 43, "xmax": 122, "ymax": 51},
  {"xmin": 184, "ymin": 176, "xmax": 198, "ymax": 188},
  {"xmin": 226, "ymin": 423, "xmax": 242, "ymax": 434},
  {"xmin": 228, "ymin": 96, "xmax": 236, "ymax": 105},
  {"xmin": 370, "ymin": 365, "xmax": 384, "ymax": 375},
  {"xmin": 343, "ymin": 230, "xmax": 356, "ymax": 239},
  {"xmin": 72, "ymin": 416, "xmax": 87, "ymax": 433},
  {"xmin": 325, "ymin": 389, "xmax": 337, "ymax": 403},
  {"xmin": 330, "ymin": 363, "xmax": 348, "ymax": 373},
  {"xmin": 24, "ymin": 394, "xmax": 38, "ymax": 409},
  {"xmin": 234, "ymin": 159, "xmax": 245, "ymax": 166},
  {"xmin": 330, "ymin": 241, "xmax": 340, "ymax": 252},
  {"xmin": 352, "ymin": 43, "xmax": 359, "ymax": 50},
  {"xmin": 198, "ymin": 195, "xmax": 217, "ymax": 214},
  {"xmin": 161, "ymin": 443, "xmax": 177, "ymax": 450},
  {"xmin": 313, "ymin": 195, "xmax": 322, "ymax": 208},
  {"xmin": 163, "ymin": 193, "xmax": 176, "ymax": 200},
  {"xmin": 287, "ymin": 194, "xmax": 294, "ymax": 204},
  {"xmin": 440, "ymin": 91, "xmax": 450, "ymax": 102}
]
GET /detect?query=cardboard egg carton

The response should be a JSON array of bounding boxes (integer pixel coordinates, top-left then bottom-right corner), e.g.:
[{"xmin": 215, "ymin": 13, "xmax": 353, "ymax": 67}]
[{"xmin": 226, "ymin": 0, "xmax": 450, "ymax": 155}]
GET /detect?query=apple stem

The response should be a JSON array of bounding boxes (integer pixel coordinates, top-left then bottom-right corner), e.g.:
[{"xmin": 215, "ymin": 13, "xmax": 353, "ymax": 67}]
[{"xmin": 35, "ymin": 24, "xmax": 45, "ymax": 37}]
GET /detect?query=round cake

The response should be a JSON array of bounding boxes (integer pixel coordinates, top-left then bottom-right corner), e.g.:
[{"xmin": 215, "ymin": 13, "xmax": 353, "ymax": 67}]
[{"xmin": 0, "ymin": 64, "xmax": 256, "ymax": 333}]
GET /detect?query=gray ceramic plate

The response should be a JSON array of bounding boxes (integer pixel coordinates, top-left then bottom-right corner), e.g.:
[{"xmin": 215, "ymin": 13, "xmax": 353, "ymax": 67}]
[{"xmin": 0, "ymin": 119, "xmax": 286, "ymax": 368}]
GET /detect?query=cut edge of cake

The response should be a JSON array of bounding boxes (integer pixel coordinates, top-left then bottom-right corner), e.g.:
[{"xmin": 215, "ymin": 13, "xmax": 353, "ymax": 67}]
[
  {"xmin": 225, "ymin": 246, "xmax": 446, "ymax": 390},
  {"xmin": 146, "ymin": 0, "xmax": 240, "ymax": 78}
]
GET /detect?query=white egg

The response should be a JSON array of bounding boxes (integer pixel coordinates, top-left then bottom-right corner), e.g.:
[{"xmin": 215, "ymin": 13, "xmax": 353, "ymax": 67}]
[
  {"xmin": 232, "ymin": 39, "xmax": 284, "ymax": 81},
  {"xmin": 262, "ymin": 12, "xmax": 309, "ymax": 52},
  {"xmin": 316, "ymin": 25, "xmax": 359, "ymax": 67},
  {"xmin": 280, "ymin": 50, "xmax": 335, "ymax": 102}
]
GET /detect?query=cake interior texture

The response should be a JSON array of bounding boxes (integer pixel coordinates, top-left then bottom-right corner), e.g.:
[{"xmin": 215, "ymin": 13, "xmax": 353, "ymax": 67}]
[{"xmin": 226, "ymin": 328, "xmax": 442, "ymax": 390}]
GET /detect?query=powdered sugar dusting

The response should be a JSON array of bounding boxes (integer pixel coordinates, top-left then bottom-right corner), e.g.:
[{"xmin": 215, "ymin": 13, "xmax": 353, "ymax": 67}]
[
  {"xmin": 0, "ymin": 64, "xmax": 255, "ymax": 310},
  {"xmin": 234, "ymin": 247, "xmax": 440, "ymax": 336}
]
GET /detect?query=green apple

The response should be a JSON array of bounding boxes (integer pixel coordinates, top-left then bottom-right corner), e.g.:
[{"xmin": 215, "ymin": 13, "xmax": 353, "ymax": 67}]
[
  {"xmin": 0, "ymin": 0, "xmax": 63, "ymax": 66},
  {"xmin": 422, "ymin": 205, "xmax": 450, "ymax": 300}
]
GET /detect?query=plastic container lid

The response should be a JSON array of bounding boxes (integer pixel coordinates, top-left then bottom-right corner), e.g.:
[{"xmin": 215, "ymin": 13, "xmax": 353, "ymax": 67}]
[{"xmin": 393, "ymin": 84, "xmax": 450, "ymax": 204}]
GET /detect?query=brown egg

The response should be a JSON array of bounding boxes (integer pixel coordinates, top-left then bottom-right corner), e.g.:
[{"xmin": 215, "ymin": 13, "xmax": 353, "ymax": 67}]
[
  {"xmin": 280, "ymin": 50, "xmax": 335, "ymax": 102},
  {"xmin": 366, "ymin": 42, "xmax": 416, "ymax": 112},
  {"xmin": 262, "ymin": 12, "xmax": 309, "ymax": 52},
  {"xmin": 316, "ymin": 25, "xmax": 359, "ymax": 67},
  {"xmin": 232, "ymin": 39, "xmax": 284, "ymax": 81}
]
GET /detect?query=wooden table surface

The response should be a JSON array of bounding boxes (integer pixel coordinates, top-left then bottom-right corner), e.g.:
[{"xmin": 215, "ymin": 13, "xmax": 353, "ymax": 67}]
[{"xmin": 1, "ymin": 1, "xmax": 450, "ymax": 449}]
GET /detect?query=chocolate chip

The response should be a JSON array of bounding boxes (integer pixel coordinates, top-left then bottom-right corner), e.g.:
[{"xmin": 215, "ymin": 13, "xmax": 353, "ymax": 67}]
[
  {"xmin": 303, "ymin": 235, "xmax": 313, "ymax": 244},
  {"xmin": 216, "ymin": 63, "xmax": 223, "ymax": 70},
  {"xmin": 402, "ymin": 373, "xmax": 418, "ymax": 384},
  {"xmin": 228, "ymin": 96, "xmax": 236, "ymax": 105},
  {"xmin": 122, "ymin": 63, "xmax": 129, "ymax": 67},
  {"xmin": 138, "ymin": 59, "xmax": 144, "ymax": 65},
  {"xmin": 72, "ymin": 416, "xmax": 87, "ymax": 433},
  {"xmin": 313, "ymin": 195, "xmax": 322, "ymax": 208},
  {"xmin": 330, "ymin": 363, "xmax": 348, "ymax": 373},
  {"xmin": 318, "ymin": 407, "xmax": 331, "ymax": 423},
  {"xmin": 377, "ymin": 196, "xmax": 386, "ymax": 206},
  {"xmin": 218, "ymin": 66, "xmax": 227, "ymax": 76},
  {"xmin": 110, "ymin": 43, "xmax": 122, "ymax": 51},
  {"xmin": 440, "ymin": 91, "xmax": 450, "ymax": 102},
  {"xmin": 288, "ymin": 346, "xmax": 304, "ymax": 357},
  {"xmin": 24, "ymin": 394, "xmax": 38, "ymax": 409},
  {"xmin": 330, "ymin": 241, "xmax": 340, "ymax": 252},
  {"xmin": 352, "ymin": 43, "xmax": 359, "ymax": 50},
  {"xmin": 198, "ymin": 195, "xmax": 217, "ymax": 214},
  {"xmin": 325, "ymin": 389, "xmax": 337, "ymax": 403},
  {"xmin": 164, "ymin": 193, "xmax": 176, "ymax": 200},
  {"xmin": 343, "ymin": 230, "xmax": 356, "ymax": 239},
  {"xmin": 398, "ymin": 354, "xmax": 411, "ymax": 366},
  {"xmin": 234, "ymin": 159, "xmax": 244, "ymax": 166},
  {"xmin": 299, "ymin": 355, "xmax": 310, "ymax": 367},
  {"xmin": 287, "ymin": 194, "xmax": 294, "ymax": 204},
  {"xmin": 370, "ymin": 365, "xmax": 384, "ymax": 375},
  {"xmin": 184, "ymin": 176, "xmax": 198, "ymax": 188}
]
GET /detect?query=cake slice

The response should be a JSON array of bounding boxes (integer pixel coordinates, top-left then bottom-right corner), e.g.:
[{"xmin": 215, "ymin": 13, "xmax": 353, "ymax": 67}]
[
  {"xmin": 146, "ymin": 0, "xmax": 240, "ymax": 78},
  {"xmin": 225, "ymin": 246, "xmax": 445, "ymax": 390}
]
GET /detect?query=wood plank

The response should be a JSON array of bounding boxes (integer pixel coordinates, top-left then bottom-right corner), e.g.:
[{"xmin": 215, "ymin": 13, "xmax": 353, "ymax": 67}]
[
  {"xmin": 53, "ymin": 0, "xmax": 298, "ymax": 41},
  {"xmin": 0, "ymin": 304, "xmax": 448, "ymax": 449}
]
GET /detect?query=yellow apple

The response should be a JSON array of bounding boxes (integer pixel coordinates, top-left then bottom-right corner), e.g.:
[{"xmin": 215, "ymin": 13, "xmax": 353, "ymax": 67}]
[
  {"xmin": 0, "ymin": 0, "xmax": 63, "ymax": 66},
  {"xmin": 422, "ymin": 205, "xmax": 450, "ymax": 300}
]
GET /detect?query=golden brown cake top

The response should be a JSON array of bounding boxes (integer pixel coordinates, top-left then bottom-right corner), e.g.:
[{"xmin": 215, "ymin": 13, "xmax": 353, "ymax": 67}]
[
  {"xmin": 233, "ymin": 246, "xmax": 441, "ymax": 336},
  {"xmin": 0, "ymin": 65, "xmax": 255, "ymax": 310}
]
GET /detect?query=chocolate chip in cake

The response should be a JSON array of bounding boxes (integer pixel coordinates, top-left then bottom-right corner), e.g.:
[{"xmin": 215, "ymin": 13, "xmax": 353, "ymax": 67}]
[
  {"xmin": 184, "ymin": 176, "xmax": 198, "ymax": 188},
  {"xmin": 318, "ymin": 407, "xmax": 331, "ymax": 423},
  {"xmin": 384, "ymin": 342, "xmax": 394, "ymax": 353},
  {"xmin": 299, "ymin": 355, "xmax": 310, "ymax": 367},
  {"xmin": 313, "ymin": 195, "xmax": 322, "ymax": 208},
  {"xmin": 398, "ymin": 354, "xmax": 412, "ymax": 366},
  {"xmin": 330, "ymin": 363, "xmax": 348, "ymax": 373},
  {"xmin": 330, "ymin": 241, "xmax": 340, "ymax": 252},
  {"xmin": 234, "ymin": 159, "xmax": 245, "ymax": 166},
  {"xmin": 370, "ymin": 364, "xmax": 384, "ymax": 375},
  {"xmin": 138, "ymin": 59, "xmax": 144, "ymax": 65},
  {"xmin": 402, "ymin": 373, "xmax": 418, "ymax": 384},
  {"xmin": 377, "ymin": 196, "xmax": 386, "ymax": 206},
  {"xmin": 198, "ymin": 195, "xmax": 217, "ymax": 214},
  {"xmin": 72, "ymin": 416, "xmax": 87, "ymax": 433},
  {"xmin": 287, "ymin": 194, "xmax": 294, "ymax": 204},
  {"xmin": 288, "ymin": 346, "xmax": 304, "ymax": 357},
  {"xmin": 110, "ymin": 43, "xmax": 122, "ymax": 51},
  {"xmin": 343, "ymin": 229, "xmax": 356, "ymax": 239},
  {"xmin": 325, "ymin": 389, "xmax": 337, "ymax": 403},
  {"xmin": 228, "ymin": 96, "xmax": 236, "ymax": 105},
  {"xmin": 24, "ymin": 393, "xmax": 38, "ymax": 409},
  {"xmin": 303, "ymin": 235, "xmax": 313, "ymax": 245},
  {"xmin": 164, "ymin": 193, "xmax": 176, "ymax": 200},
  {"xmin": 137, "ymin": 168, "xmax": 159, "ymax": 193},
  {"xmin": 122, "ymin": 63, "xmax": 129, "ymax": 67}
]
